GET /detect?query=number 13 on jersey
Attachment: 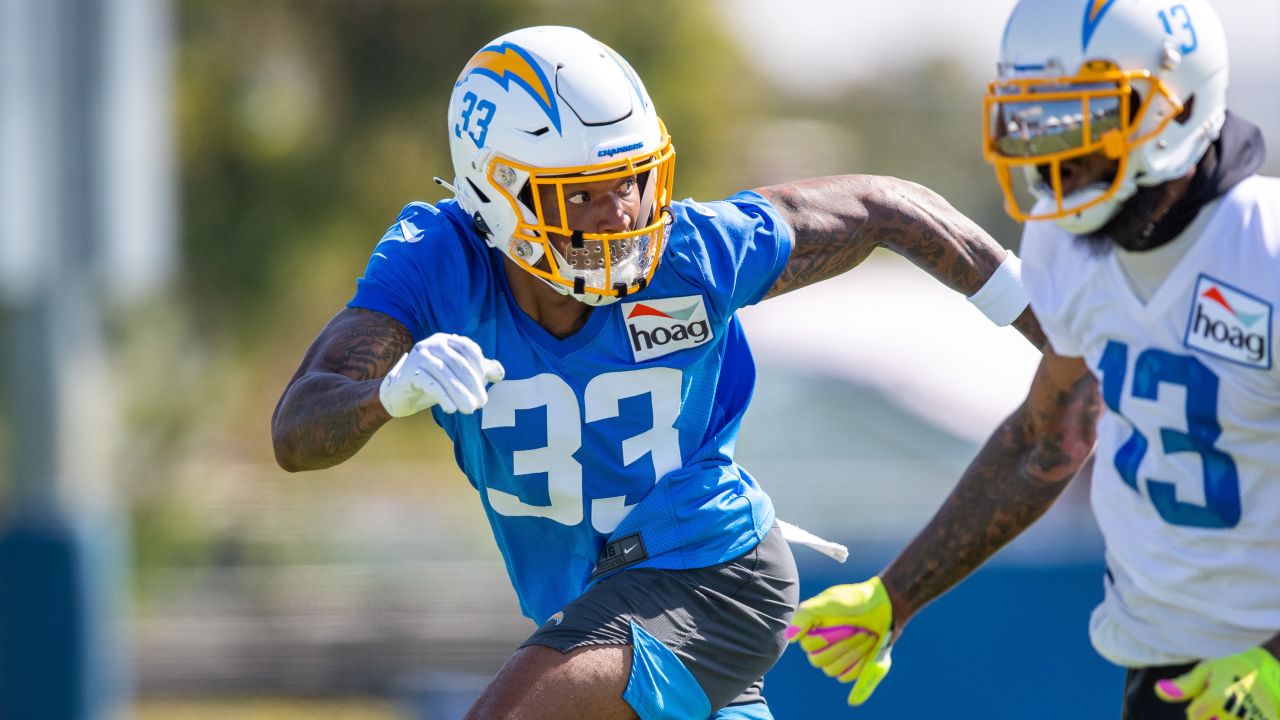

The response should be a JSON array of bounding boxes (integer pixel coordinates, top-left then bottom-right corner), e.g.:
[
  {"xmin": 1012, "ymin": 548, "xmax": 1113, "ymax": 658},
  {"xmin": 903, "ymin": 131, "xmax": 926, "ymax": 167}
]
[{"xmin": 1097, "ymin": 340, "xmax": 1241, "ymax": 529}]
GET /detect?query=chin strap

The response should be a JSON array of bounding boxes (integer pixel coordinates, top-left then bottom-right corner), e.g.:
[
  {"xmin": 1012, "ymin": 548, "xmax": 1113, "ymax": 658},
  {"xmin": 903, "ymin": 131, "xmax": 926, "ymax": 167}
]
[
  {"xmin": 432, "ymin": 176, "xmax": 459, "ymax": 195},
  {"xmin": 1049, "ymin": 179, "xmax": 1135, "ymax": 235}
]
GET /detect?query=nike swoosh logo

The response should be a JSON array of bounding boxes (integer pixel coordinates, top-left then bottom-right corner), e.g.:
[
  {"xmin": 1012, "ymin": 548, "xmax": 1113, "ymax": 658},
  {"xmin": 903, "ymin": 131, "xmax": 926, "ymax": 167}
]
[{"xmin": 623, "ymin": 544, "xmax": 637, "ymax": 554}]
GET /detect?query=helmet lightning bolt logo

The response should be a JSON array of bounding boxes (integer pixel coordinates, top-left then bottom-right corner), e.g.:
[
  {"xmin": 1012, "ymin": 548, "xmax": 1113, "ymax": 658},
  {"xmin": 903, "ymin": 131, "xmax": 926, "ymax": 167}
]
[
  {"xmin": 1082, "ymin": 0, "xmax": 1119, "ymax": 51},
  {"xmin": 457, "ymin": 43, "xmax": 562, "ymax": 135}
]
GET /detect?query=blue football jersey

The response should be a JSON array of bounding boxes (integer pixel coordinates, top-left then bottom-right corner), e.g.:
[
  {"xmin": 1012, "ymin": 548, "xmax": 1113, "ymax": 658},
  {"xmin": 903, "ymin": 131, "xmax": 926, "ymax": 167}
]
[{"xmin": 348, "ymin": 192, "xmax": 792, "ymax": 623}]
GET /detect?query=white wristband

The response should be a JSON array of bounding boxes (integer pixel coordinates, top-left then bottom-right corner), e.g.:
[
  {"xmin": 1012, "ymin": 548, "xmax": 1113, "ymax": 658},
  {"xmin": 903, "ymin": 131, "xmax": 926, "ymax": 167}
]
[{"xmin": 967, "ymin": 251, "xmax": 1029, "ymax": 326}]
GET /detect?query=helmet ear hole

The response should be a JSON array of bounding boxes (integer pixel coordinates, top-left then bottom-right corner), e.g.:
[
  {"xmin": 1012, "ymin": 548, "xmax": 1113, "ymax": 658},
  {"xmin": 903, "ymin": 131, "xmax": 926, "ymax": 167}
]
[
  {"xmin": 1175, "ymin": 94, "xmax": 1196, "ymax": 124},
  {"xmin": 465, "ymin": 178, "xmax": 491, "ymax": 204}
]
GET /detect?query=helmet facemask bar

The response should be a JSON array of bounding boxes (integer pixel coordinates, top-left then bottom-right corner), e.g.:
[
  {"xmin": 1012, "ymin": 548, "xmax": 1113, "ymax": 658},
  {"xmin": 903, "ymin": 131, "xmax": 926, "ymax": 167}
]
[
  {"xmin": 487, "ymin": 135, "xmax": 675, "ymax": 299},
  {"xmin": 982, "ymin": 67, "xmax": 1183, "ymax": 223}
]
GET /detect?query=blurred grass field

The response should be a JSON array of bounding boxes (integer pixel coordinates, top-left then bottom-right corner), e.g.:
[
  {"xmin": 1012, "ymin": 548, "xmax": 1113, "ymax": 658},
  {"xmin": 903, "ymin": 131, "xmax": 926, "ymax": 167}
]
[{"xmin": 132, "ymin": 697, "xmax": 402, "ymax": 720}]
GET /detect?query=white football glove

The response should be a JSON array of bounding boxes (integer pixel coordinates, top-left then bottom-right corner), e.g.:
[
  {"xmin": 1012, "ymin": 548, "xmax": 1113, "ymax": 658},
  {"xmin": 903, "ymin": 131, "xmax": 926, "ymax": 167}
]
[{"xmin": 379, "ymin": 333, "xmax": 505, "ymax": 417}]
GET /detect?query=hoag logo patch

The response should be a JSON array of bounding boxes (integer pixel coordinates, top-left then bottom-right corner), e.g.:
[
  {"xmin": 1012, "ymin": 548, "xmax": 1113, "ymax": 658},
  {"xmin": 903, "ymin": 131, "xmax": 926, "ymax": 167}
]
[
  {"xmin": 621, "ymin": 295, "xmax": 713, "ymax": 361},
  {"xmin": 1184, "ymin": 275, "xmax": 1272, "ymax": 369}
]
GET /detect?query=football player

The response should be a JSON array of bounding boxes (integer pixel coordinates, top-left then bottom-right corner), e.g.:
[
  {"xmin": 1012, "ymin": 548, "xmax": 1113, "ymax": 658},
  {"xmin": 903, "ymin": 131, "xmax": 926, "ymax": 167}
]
[
  {"xmin": 788, "ymin": 1, "xmax": 1280, "ymax": 718},
  {"xmin": 272, "ymin": 26, "xmax": 1037, "ymax": 720}
]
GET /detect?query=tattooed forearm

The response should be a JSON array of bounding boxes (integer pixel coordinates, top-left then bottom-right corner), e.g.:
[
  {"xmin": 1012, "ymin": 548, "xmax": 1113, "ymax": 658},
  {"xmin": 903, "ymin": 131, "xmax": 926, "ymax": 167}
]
[
  {"xmin": 758, "ymin": 175, "xmax": 1009, "ymax": 299},
  {"xmin": 880, "ymin": 355, "xmax": 1100, "ymax": 627},
  {"xmin": 1011, "ymin": 307, "xmax": 1049, "ymax": 352},
  {"xmin": 271, "ymin": 308, "xmax": 413, "ymax": 471},
  {"xmin": 273, "ymin": 374, "xmax": 391, "ymax": 470}
]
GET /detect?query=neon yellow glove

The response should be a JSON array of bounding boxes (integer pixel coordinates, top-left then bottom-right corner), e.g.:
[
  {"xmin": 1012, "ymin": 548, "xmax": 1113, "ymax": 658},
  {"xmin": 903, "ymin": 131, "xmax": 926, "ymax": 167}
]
[
  {"xmin": 785, "ymin": 576, "xmax": 894, "ymax": 706},
  {"xmin": 1155, "ymin": 647, "xmax": 1280, "ymax": 720}
]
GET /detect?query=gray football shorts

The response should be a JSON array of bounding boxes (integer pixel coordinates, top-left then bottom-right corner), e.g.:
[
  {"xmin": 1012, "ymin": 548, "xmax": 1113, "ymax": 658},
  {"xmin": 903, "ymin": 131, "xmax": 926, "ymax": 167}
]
[{"xmin": 522, "ymin": 523, "xmax": 799, "ymax": 718}]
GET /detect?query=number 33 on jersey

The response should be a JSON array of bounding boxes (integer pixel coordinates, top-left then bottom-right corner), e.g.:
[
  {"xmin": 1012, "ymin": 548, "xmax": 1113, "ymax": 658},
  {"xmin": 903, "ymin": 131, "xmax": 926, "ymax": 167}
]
[{"xmin": 349, "ymin": 193, "xmax": 793, "ymax": 623}]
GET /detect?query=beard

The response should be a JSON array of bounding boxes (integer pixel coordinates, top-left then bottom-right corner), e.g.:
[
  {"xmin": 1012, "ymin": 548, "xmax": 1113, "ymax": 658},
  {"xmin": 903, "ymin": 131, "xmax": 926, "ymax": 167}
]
[{"xmin": 1073, "ymin": 180, "xmax": 1186, "ymax": 255}]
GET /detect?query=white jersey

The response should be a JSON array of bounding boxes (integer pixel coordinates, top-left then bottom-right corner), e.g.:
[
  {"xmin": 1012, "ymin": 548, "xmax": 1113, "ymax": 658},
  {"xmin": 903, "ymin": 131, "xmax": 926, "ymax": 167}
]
[{"xmin": 1021, "ymin": 175, "xmax": 1280, "ymax": 667}]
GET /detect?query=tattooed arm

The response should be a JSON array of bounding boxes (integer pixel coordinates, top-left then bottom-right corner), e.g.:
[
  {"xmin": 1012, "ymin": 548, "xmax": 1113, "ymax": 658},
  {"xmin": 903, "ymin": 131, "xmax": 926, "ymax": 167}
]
[
  {"xmin": 879, "ymin": 348, "xmax": 1100, "ymax": 628},
  {"xmin": 271, "ymin": 308, "xmax": 413, "ymax": 472},
  {"xmin": 756, "ymin": 175, "xmax": 1046, "ymax": 349}
]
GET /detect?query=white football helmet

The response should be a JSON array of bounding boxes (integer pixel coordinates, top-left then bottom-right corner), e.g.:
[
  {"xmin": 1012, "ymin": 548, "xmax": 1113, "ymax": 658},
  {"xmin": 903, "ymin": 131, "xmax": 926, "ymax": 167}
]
[
  {"xmin": 983, "ymin": 0, "xmax": 1228, "ymax": 233},
  {"xmin": 447, "ymin": 26, "xmax": 676, "ymax": 305}
]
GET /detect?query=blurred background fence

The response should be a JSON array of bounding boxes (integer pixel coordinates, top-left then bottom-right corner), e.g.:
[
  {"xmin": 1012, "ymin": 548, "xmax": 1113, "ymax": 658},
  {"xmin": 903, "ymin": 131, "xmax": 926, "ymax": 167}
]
[{"xmin": 2, "ymin": 0, "xmax": 1277, "ymax": 718}]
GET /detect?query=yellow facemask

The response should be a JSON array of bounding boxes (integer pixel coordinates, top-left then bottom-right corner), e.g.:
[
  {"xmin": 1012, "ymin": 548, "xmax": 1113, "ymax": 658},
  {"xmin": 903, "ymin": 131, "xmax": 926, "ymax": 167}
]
[
  {"xmin": 982, "ymin": 62, "xmax": 1183, "ymax": 224},
  {"xmin": 487, "ymin": 125, "xmax": 676, "ymax": 300}
]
